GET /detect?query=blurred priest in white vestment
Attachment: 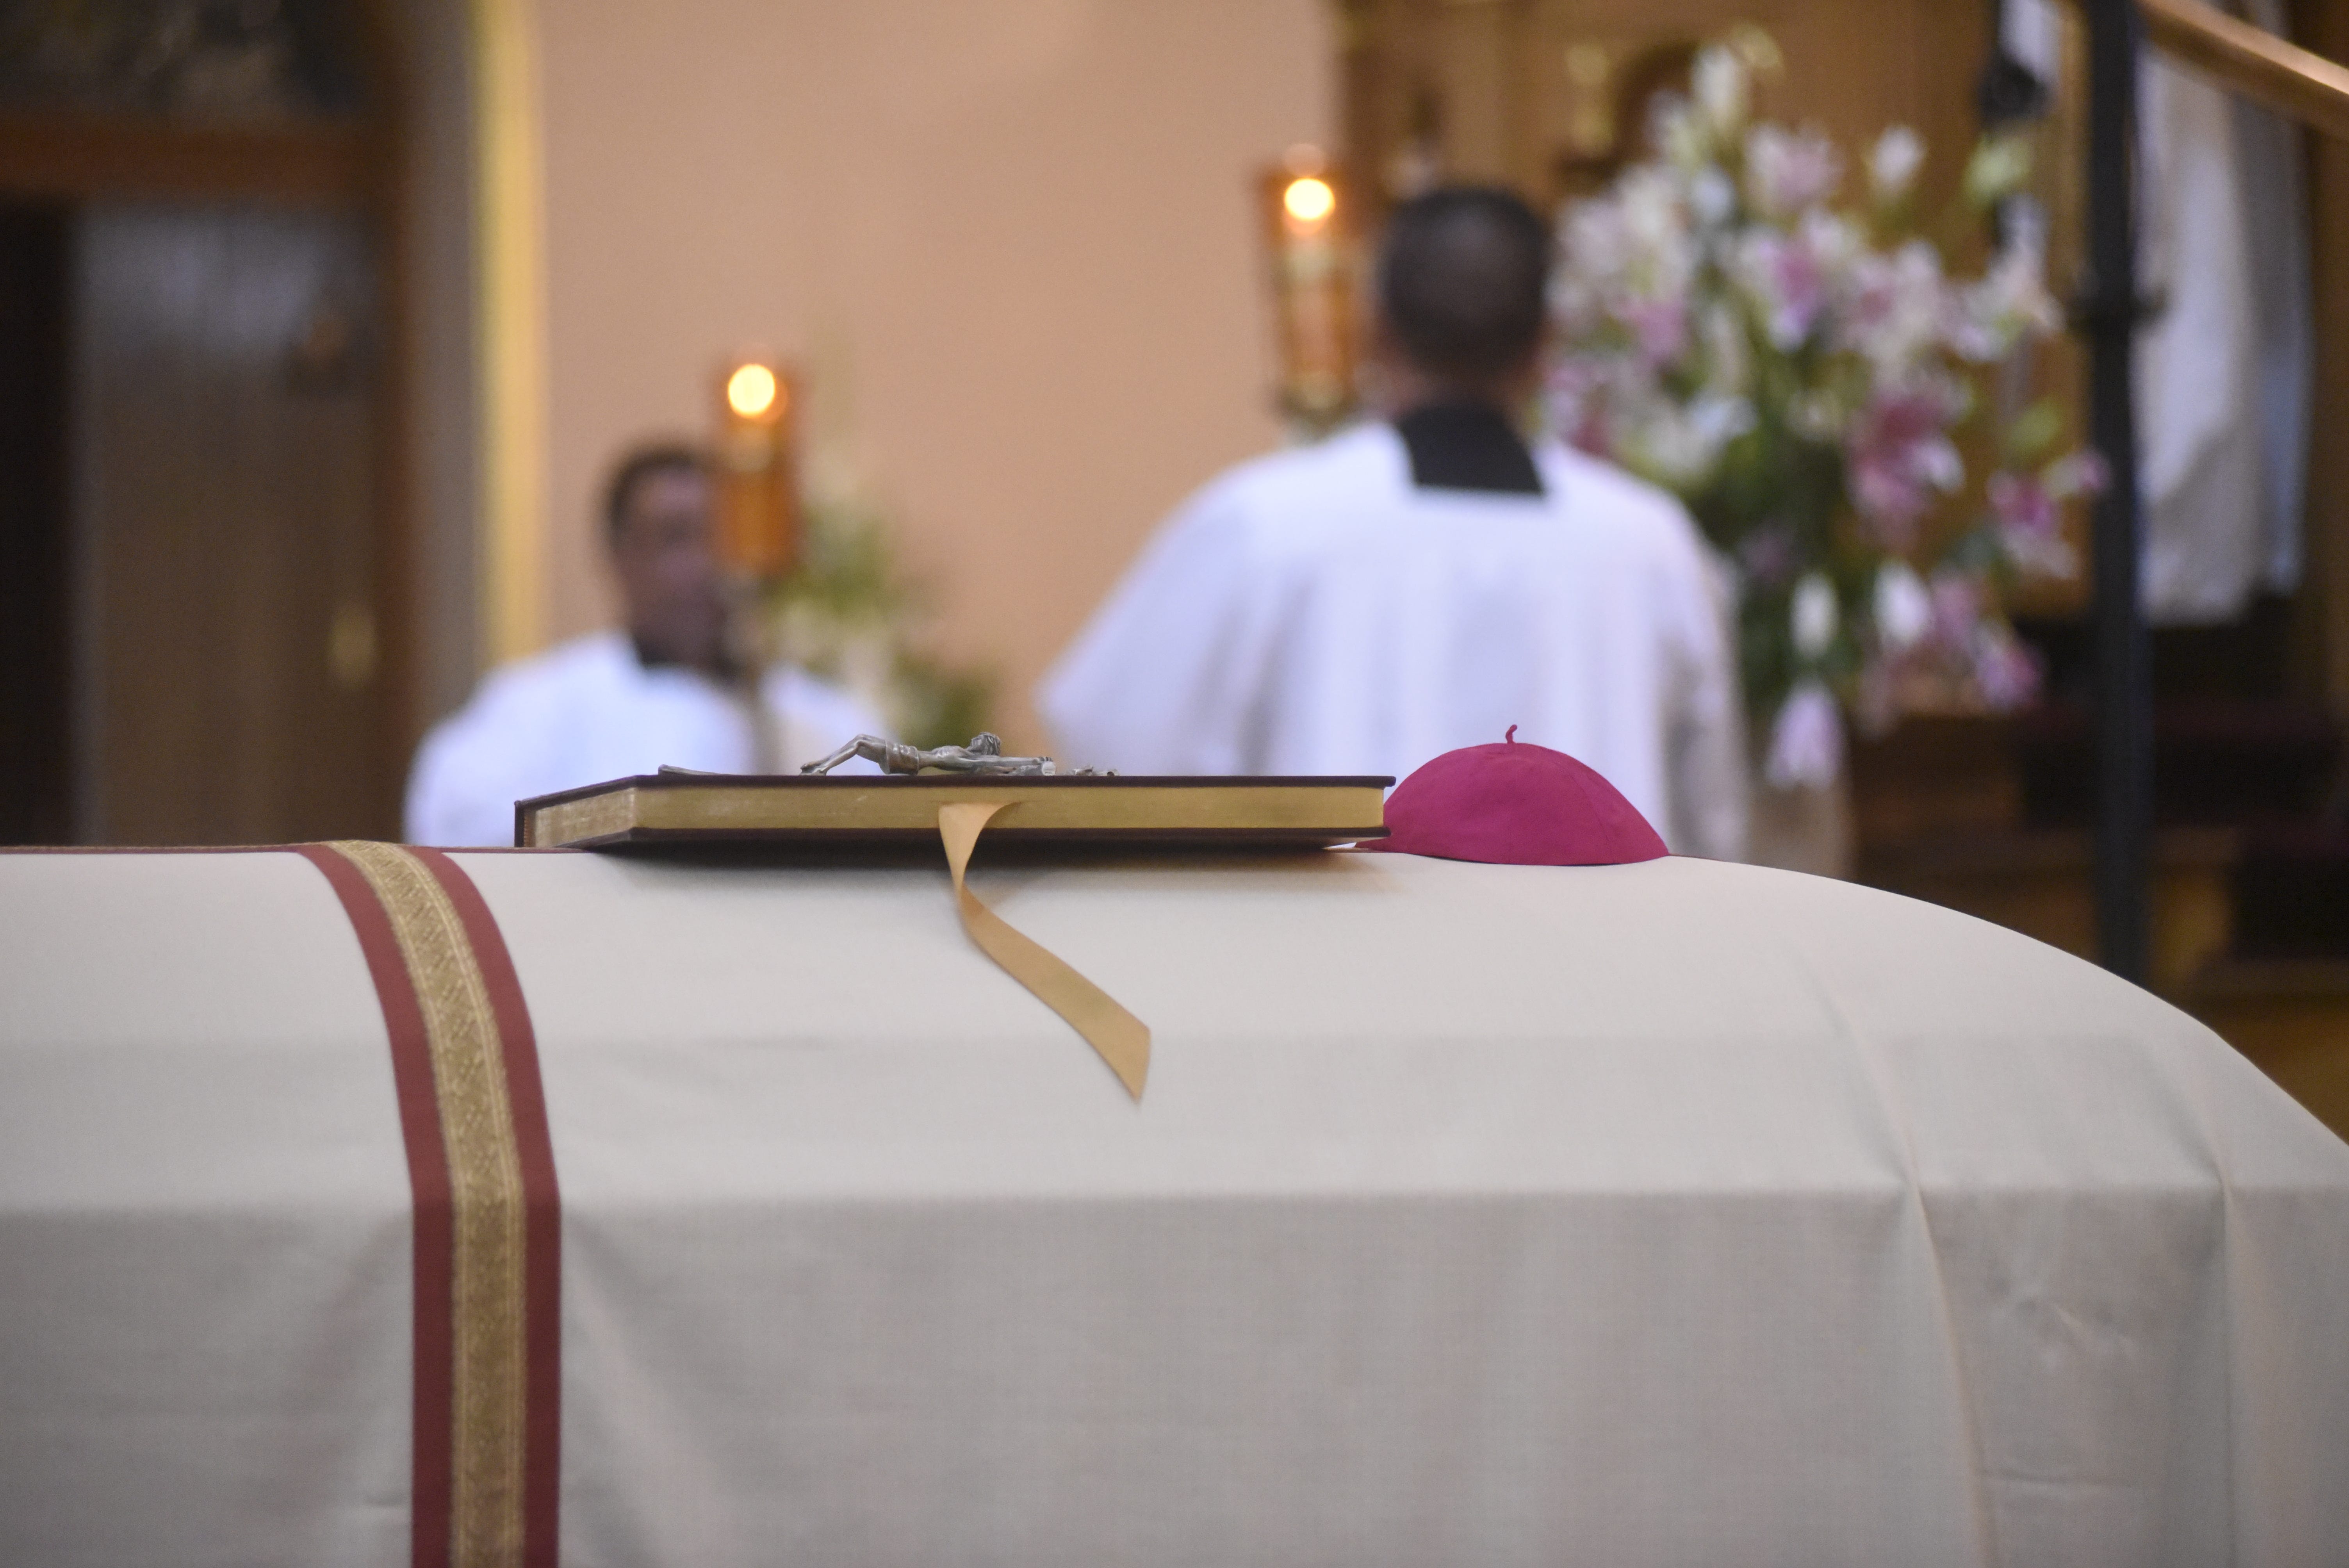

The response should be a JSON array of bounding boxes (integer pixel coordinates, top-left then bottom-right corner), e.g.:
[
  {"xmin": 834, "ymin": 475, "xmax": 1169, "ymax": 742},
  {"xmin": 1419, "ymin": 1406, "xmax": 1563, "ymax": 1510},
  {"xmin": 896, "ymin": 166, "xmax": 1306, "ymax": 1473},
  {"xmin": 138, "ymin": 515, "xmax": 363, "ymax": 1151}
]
[
  {"xmin": 1039, "ymin": 188, "xmax": 1747, "ymax": 860},
  {"xmin": 406, "ymin": 445, "xmax": 883, "ymax": 846}
]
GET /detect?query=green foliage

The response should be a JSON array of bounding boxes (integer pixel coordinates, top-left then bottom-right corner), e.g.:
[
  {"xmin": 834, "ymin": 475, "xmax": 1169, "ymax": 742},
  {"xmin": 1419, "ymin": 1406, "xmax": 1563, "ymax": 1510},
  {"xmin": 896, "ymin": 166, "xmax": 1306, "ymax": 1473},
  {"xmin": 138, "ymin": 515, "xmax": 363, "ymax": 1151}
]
[{"xmin": 768, "ymin": 499, "xmax": 996, "ymax": 750}]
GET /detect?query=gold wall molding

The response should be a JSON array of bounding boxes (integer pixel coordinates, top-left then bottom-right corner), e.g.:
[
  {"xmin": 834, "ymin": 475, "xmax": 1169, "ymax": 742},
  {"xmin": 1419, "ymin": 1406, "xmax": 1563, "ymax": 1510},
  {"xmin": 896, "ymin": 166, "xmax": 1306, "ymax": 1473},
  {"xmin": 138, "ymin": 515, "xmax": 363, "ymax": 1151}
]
[{"xmin": 471, "ymin": 0, "xmax": 549, "ymax": 665}]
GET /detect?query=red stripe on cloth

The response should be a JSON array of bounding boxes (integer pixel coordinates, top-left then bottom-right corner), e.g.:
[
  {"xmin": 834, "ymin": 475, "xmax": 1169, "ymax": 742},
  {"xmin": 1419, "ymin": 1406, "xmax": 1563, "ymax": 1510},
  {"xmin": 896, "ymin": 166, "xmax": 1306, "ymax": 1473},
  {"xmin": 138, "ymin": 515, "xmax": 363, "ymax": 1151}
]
[
  {"xmin": 293, "ymin": 845, "xmax": 457, "ymax": 1568},
  {"xmin": 415, "ymin": 848, "xmax": 564, "ymax": 1568}
]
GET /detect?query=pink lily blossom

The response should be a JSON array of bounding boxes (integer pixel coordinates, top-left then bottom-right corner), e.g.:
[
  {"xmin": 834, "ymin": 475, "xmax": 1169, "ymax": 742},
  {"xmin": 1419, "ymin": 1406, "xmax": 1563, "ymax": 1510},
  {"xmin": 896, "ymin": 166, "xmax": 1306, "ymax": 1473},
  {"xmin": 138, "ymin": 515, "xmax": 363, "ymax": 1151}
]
[
  {"xmin": 1744, "ymin": 125, "xmax": 1843, "ymax": 218},
  {"xmin": 1764, "ymin": 681, "xmax": 1845, "ymax": 790},
  {"xmin": 1845, "ymin": 386, "xmax": 1963, "ymax": 543}
]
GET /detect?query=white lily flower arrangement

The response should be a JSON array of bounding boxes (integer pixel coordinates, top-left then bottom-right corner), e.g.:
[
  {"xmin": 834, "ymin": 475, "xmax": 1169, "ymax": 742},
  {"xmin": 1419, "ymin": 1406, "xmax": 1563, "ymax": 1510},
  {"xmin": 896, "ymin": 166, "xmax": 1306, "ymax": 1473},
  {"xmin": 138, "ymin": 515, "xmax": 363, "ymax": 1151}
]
[{"xmin": 1548, "ymin": 41, "xmax": 2101, "ymax": 788}]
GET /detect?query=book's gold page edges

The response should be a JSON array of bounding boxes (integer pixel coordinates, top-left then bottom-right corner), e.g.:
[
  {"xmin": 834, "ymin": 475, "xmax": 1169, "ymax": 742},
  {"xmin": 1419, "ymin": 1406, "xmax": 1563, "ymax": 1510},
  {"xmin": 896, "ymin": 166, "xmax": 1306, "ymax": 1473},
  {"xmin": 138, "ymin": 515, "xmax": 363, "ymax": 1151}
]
[
  {"xmin": 528, "ymin": 782, "xmax": 1383, "ymax": 844},
  {"xmin": 531, "ymin": 786, "xmax": 641, "ymax": 846}
]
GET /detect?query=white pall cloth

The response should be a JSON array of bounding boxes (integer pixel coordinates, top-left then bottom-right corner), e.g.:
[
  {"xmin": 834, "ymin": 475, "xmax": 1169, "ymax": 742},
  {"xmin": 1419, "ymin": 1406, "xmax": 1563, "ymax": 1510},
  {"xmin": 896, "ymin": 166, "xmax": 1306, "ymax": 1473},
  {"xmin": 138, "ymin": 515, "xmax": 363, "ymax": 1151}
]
[
  {"xmin": 405, "ymin": 629, "xmax": 886, "ymax": 846},
  {"xmin": 4, "ymin": 846, "xmax": 2347, "ymax": 1567},
  {"xmin": 1037, "ymin": 424, "xmax": 1749, "ymax": 861}
]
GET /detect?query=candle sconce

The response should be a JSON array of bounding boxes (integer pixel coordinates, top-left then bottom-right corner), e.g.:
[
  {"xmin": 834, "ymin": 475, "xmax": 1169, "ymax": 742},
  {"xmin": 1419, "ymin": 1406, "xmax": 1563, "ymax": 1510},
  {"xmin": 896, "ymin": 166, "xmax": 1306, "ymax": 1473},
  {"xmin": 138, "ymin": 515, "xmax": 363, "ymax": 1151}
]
[
  {"xmin": 714, "ymin": 354, "xmax": 800, "ymax": 582},
  {"xmin": 1258, "ymin": 147, "xmax": 1363, "ymax": 435}
]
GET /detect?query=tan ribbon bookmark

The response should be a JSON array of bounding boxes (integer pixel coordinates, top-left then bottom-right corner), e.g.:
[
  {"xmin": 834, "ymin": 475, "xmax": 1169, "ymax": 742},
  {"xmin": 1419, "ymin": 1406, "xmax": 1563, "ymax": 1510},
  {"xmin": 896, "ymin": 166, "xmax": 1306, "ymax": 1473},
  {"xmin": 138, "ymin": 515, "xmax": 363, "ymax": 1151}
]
[{"xmin": 937, "ymin": 801, "xmax": 1151, "ymax": 1099}]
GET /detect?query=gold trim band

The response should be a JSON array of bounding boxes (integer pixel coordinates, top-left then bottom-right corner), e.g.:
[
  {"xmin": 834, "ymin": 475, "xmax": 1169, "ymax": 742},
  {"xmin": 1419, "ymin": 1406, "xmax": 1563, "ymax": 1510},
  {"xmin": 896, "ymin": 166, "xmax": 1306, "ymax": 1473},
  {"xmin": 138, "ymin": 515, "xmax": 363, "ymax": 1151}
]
[{"xmin": 329, "ymin": 841, "xmax": 532, "ymax": 1567}]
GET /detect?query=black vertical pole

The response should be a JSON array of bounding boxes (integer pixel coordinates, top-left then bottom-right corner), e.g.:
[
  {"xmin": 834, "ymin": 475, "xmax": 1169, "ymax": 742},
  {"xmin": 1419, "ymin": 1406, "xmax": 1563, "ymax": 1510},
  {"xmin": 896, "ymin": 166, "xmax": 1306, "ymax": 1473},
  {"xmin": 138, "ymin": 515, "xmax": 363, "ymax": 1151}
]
[{"xmin": 2083, "ymin": 0, "xmax": 2152, "ymax": 984}]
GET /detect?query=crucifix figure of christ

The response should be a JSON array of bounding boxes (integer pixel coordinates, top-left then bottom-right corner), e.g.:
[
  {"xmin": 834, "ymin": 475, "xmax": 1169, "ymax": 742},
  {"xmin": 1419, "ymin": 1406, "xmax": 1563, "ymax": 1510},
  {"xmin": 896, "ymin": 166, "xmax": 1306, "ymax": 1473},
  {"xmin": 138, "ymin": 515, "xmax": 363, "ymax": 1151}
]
[{"xmin": 800, "ymin": 732, "xmax": 1075, "ymax": 777}]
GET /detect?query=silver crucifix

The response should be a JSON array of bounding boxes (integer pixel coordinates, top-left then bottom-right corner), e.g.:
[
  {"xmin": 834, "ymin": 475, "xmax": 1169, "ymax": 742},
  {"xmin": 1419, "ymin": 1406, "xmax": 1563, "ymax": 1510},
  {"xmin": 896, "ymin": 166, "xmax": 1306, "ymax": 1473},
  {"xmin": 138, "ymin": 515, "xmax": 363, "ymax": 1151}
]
[{"xmin": 800, "ymin": 732, "xmax": 1062, "ymax": 777}]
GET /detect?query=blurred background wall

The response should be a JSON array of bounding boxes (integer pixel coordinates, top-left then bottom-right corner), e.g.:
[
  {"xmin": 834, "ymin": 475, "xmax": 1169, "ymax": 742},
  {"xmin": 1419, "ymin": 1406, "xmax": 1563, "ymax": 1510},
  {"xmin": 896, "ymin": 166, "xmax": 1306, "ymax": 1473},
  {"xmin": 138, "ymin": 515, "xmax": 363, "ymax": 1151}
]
[{"xmin": 533, "ymin": 0, "xmax": 1333, "ymax": 751}]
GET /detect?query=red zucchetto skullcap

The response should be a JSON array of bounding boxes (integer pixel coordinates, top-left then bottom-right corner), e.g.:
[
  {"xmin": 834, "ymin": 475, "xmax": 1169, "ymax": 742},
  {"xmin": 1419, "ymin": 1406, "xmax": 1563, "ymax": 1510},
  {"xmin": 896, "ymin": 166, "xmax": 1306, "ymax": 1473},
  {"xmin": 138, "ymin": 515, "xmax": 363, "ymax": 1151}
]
[{"xmin": 1361, "ymin": 727, "xmax": 1669, "ymax": 866}]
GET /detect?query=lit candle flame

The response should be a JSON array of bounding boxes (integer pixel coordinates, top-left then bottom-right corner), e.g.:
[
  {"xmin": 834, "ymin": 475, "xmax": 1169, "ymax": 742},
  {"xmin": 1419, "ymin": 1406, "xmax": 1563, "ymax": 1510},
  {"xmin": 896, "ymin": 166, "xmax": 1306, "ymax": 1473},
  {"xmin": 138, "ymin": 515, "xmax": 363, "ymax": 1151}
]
[
  {"xmin": 725, "ymin": 362, "xmax": 779, "ymax": 419},
  {"xmin": 1282, "ymin": 176, "xmax": 1335, "ymax": 226}
]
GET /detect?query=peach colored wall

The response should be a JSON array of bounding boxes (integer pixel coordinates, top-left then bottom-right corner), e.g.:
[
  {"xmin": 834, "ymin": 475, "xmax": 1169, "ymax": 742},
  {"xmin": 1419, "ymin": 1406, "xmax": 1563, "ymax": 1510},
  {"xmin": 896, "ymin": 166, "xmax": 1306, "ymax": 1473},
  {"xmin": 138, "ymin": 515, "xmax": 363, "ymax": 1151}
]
[{"xmin": 534, "ymin": 0, "xmax": 1333, "ymax": 749}]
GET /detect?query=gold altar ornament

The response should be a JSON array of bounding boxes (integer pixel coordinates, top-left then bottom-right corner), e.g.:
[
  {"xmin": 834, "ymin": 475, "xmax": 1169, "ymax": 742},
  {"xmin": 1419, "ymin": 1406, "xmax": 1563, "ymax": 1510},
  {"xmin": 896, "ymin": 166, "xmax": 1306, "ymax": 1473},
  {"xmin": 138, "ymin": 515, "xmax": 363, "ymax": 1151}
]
[{"xmin": 713, "ymin": 353, "xmax": 799, "ymax": 581}]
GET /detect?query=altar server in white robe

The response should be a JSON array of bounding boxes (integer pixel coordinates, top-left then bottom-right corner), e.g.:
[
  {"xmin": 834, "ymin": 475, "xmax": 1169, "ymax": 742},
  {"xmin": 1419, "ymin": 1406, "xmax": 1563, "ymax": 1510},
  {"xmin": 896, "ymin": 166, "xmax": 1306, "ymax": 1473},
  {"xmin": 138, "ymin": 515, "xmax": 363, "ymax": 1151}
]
[
  {"xmin": 406, "ymin": 445, "xmax": 883, "ymax": 846},
  {"xmin": 1039, "ymin": 187, "xmax": 1747, "ymax": 860}
]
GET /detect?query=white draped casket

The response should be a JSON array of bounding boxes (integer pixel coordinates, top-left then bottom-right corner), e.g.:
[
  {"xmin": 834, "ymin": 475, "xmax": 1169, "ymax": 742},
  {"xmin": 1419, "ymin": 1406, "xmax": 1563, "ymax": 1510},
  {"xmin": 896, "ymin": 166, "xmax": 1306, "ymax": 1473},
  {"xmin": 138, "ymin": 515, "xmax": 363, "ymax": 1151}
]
[{"xmin": 4, "ymin": 841, "xmax": 2348, "ymax": 1567}]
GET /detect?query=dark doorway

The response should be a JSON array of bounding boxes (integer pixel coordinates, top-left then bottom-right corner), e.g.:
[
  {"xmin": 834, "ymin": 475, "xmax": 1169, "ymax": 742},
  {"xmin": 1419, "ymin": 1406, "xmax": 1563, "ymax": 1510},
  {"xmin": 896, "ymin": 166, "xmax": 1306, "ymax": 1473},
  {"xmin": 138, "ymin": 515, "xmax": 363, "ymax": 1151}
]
[{"xmin": 0, "ymin": 203, "xmax": 72, "ymax": 844}]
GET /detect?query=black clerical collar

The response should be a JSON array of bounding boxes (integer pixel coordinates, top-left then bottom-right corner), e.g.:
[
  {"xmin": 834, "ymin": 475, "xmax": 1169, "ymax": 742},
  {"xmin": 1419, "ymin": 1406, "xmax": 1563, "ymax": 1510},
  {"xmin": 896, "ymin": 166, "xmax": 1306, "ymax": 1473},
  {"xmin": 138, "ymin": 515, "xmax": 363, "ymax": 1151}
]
[
  {"xmin": 1393, "ymin": 399, "xmax": 1544, "ymax": 496},
  {"xmin": 631, "ymin": 634, "xmax": 740, "ymax": 683},
  {"xmin": 630, "ymin": 634, "xmax": 682, "ymax": 671}
]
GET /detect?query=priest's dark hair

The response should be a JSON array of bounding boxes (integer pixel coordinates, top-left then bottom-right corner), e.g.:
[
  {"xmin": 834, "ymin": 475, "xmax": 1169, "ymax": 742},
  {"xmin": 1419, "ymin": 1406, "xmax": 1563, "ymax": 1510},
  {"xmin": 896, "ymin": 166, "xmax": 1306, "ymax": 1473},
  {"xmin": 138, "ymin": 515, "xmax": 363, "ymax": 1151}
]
[
  {"xmin": 602, "ymin": 442, "xmax": 712, "ymax": 545},
  {"xmin": 1376, "ymin": 186, "xmax": 1551, "ymax": 382}
]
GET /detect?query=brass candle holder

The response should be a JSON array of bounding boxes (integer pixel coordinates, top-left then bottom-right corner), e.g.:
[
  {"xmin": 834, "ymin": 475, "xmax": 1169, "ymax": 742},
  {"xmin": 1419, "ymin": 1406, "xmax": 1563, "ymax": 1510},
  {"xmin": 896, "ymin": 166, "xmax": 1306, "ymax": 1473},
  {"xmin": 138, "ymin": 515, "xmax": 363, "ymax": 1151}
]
[
  {"xmin": 1258, "ymin": 148, "xmax": 1362, "ymax": 433},
  {"xmin": 714, "ymin": 354, "xmax": 800, "ymax": 582}
]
